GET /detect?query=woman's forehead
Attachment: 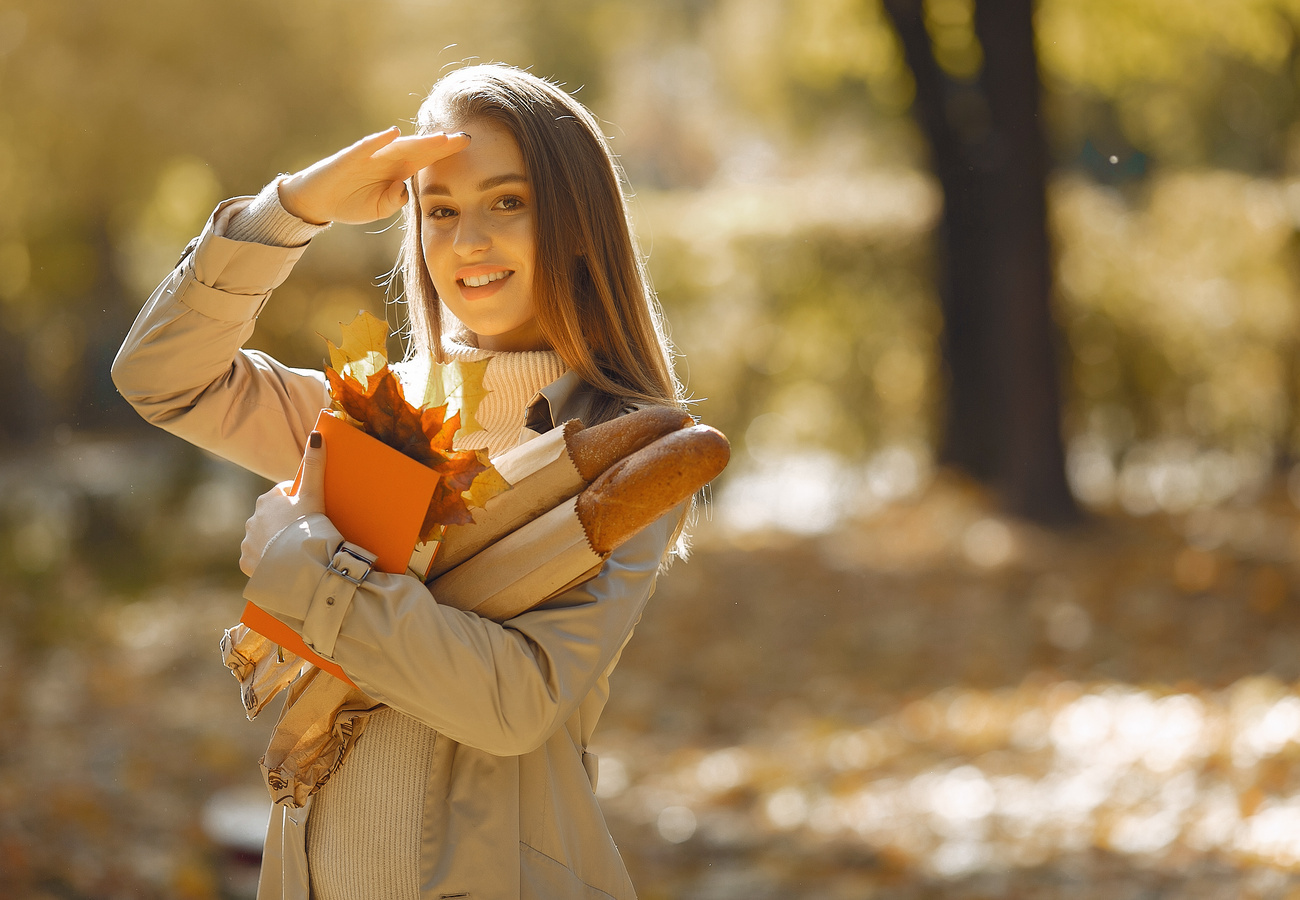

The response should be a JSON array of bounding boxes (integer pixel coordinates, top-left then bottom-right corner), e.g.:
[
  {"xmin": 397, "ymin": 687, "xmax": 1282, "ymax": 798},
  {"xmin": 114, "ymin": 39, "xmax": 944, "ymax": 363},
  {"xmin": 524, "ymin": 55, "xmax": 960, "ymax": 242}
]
[{"xmin": 419, "ymin": 119, "xmax": 527, "ymax": 194}]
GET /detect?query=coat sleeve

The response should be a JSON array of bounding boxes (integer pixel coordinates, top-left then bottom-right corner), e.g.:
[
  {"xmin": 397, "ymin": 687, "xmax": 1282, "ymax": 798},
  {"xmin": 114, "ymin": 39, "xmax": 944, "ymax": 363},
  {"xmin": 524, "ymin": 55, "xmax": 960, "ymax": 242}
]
[
  {"xmin": 110, "ymin": 197, "xmax": 330, "ymax": 484},
  {"xmin": 242, "ymin": 507, "xmax": 678, "ymax": 757}
]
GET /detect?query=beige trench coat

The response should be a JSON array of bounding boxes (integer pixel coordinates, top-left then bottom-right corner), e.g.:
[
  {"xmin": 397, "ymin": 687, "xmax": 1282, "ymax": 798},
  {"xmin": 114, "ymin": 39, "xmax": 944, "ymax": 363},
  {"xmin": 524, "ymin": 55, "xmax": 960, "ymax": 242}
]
[{"xmin": 112, "ymin": 199, "xmax": 673, "ymax": 900}]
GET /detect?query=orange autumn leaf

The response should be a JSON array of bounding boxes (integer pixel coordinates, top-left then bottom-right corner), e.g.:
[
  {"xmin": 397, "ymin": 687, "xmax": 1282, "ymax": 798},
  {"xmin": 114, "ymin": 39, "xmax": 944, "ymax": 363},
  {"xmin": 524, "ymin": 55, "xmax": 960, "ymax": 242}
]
[
  {"xmin": 419, "ymin": 462, "xmax": 484, "ymax": 535},
  {"xmin": 326, "ymin": 364, "xmax": 489, "ymax": 539}
]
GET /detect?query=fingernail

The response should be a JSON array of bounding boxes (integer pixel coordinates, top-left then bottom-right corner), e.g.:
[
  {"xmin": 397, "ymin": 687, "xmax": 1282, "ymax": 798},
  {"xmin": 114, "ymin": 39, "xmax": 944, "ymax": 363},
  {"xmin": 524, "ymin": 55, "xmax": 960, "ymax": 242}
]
[
  {"xmin": 452, "ymin": 131, "xmax": 470, "ymax": 139},
  {"xmin": 309, "ymin": 432, "xmax": 322, "ymax": 449}
]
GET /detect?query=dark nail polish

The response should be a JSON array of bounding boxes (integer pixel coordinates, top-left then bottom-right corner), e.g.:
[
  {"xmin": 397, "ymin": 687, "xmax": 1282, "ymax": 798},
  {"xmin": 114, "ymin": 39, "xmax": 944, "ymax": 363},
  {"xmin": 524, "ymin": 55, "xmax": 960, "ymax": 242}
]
[{"xmin": 309, "ymin": 432, "xmax": 322, "ymax": 449}]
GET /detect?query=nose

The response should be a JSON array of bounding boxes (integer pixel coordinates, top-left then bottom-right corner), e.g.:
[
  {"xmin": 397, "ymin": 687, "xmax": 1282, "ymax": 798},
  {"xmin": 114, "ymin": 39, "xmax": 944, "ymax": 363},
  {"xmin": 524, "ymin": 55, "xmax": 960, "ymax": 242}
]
[{"xmin": 452, "ymin": 209, "xmax": 492, "ymax": 256}]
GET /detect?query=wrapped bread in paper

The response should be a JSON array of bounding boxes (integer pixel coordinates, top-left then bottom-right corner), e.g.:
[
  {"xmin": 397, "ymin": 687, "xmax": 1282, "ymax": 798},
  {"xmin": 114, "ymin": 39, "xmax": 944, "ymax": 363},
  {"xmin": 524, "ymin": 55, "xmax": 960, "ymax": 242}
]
[
  {"xmin": 430, "ymin": 423, "xmax": 730, "ymax": 620},
  {"xmin": 423, "ymin": 405, "xmax": 692, "ymax": 578}
]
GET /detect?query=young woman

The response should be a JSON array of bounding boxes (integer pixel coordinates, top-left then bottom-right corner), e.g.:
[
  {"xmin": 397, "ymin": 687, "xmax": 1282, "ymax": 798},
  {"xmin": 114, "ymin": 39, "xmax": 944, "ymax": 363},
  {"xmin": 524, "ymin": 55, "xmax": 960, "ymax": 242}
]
[{"xmin": 113, "ymin": 64, "xmax": 687, "ymax": 900}]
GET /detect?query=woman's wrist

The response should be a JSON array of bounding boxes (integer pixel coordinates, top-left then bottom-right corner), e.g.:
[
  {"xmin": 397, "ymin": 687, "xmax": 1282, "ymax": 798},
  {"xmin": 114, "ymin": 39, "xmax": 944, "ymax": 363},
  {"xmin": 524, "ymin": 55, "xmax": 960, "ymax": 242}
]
[
  {"xmin": 276, "ymin": 172, "xmax": 333, "ymax": 227},
  {"xmin": 225, "ymin": 177, "xmax": 330, "ymax": 247}
]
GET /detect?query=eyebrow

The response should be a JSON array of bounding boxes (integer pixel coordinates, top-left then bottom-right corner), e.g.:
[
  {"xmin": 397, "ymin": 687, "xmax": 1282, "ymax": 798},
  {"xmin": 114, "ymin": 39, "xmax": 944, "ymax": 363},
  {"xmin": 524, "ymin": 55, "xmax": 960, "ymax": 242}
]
[{"xmin": 420, "ymin": 173, "xmax": 529, "ymax": 198}]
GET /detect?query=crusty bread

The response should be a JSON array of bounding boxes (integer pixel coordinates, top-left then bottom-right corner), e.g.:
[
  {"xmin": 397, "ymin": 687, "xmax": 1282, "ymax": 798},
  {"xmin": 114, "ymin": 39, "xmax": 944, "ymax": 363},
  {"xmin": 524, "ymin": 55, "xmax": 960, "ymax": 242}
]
[
  {"xmin": 576, "ymin": 424, "xmax": 730, "ymax": 554},
  {"xmin": 566, "ymin": 405, "xmax": 693, "ymax": 482},
  {"xmin": 427, "ymin": 408, "xmax": 691, "ymax": 579}
]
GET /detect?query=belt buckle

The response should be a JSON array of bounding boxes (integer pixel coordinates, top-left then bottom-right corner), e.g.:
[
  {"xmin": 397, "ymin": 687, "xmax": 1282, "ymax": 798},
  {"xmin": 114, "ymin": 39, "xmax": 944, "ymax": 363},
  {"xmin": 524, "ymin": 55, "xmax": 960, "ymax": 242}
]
[{"xmin": 329, "ymin": 545, "xmax": 374, "ymax": 586}]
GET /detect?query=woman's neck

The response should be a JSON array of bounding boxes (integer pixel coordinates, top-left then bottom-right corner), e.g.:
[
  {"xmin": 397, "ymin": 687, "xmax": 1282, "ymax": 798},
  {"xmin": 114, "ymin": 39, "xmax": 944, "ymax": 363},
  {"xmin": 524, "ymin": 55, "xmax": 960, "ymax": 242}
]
[{"xmin": 473, "ymin": 319, "xmax": 549, "ymax": 353}]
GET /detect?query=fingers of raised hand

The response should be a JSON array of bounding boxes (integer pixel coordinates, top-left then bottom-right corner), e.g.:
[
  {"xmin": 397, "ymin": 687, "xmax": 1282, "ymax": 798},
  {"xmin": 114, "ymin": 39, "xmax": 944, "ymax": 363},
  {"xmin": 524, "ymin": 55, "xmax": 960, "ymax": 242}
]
[
  {"xmin": 352, "ymin": 126, "xmax": 403, "ymax": 153},
  {"xmin": 373, "ymin": 131, "xmax": 471, "ymax": 170},
  {"xmin": 287, "ymin": 131, "xmax": 469, "ymax": 225}
]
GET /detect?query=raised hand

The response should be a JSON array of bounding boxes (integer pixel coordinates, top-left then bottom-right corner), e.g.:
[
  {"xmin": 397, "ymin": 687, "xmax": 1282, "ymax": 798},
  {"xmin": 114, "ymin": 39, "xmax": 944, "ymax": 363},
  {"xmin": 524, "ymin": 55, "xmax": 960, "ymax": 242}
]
[{"xmin": 277, "ymin": 128, "xmax": 471, "ymax": 226}]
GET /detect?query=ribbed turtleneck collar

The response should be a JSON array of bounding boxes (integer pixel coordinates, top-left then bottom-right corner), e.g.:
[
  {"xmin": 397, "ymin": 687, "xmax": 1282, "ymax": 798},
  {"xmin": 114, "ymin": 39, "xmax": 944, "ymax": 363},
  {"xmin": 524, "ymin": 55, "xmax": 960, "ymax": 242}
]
[{"xmin": 440, "ymin": 340, "xmax": 567, "ymax": 458}]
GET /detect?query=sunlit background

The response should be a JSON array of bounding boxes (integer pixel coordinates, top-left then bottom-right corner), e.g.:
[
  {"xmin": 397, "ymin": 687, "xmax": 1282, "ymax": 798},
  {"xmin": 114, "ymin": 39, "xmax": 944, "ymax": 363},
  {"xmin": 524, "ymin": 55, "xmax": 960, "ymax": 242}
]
[{"xmin": 7, "ymin": 0, "xmax": 1300, "ymax": 897}]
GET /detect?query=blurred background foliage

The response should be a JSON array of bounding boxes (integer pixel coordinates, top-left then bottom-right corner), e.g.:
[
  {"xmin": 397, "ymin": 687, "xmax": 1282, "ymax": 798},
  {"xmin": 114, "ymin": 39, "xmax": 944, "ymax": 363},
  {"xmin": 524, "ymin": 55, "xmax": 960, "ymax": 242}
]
[
  {"xmin": 4, "ymin": 0, "xmax": 1300, "ymax": 515},
  {"xmin": 10, "ymin": 0, "xmax": 1300, "ymax": 896}
]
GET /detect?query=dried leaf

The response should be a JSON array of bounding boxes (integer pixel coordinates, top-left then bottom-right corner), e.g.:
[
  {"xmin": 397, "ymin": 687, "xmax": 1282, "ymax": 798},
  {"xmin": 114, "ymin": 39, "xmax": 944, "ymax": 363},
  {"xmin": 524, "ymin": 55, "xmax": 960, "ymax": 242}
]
[
  {"xmin": 396, "ymin": 356, "xmax": 450, "ymax": 412},
  {"xmin": 327, "ymin": 341, "xmax": 349, "ymax": 374},
  {"xmin": 322, "ymin": 316, "xmax": 512, "ymax": 540},
  {"xmin": 335, "ymin": 310, "xmax": 389, "ymax": 363},
  {"xmin": 463, "ymin": 453, "xmax": 511, "ymax": 509},
  {"xmin": 324, "ymin": 311, "xmax": 391, "ymax": 385},
  {"xmin": 418, "ymin": 472, "xmax": 477, "ymax": 538},
  {"xmin": 325, "ymin": 365, "xmax": 496, "ymax": 538},
  {"xmin": 325, "ymin": 341, "xmax": 387, "ymax": 385},
  {"xmin": 347, "ymin": 349, "xmax": 389, "ymax": 384},
  {"xmin": 449, "ymin": 359, "xmax": 490, "ymax": 436},
  {"xmin": 396, "ymin": 357, "xmax": 490, "ymax": 438}
]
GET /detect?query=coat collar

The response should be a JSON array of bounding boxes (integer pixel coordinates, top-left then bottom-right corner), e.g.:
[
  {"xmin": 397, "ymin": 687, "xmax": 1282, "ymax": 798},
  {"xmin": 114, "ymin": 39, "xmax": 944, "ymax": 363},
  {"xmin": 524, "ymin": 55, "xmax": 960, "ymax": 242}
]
[{"xmin": 524, "ymin": 370, "xmax": 592, "ymax": 433}]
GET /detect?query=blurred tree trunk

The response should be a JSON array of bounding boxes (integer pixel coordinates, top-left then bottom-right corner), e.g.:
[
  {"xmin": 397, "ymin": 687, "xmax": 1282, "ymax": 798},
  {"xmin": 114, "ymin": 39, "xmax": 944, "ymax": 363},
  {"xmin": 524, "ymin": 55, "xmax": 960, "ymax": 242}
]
[{"xmin": 882, "ymin": 0, "xmax": 1078, "ymax": 525}]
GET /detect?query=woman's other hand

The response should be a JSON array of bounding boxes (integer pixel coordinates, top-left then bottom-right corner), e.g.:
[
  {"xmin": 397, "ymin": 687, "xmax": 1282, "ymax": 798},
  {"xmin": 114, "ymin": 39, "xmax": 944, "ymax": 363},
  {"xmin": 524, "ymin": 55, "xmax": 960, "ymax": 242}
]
[
  {"xmin": 240, "ymin": 432, "xmax": 327, "ymax": 576},
  {"xmin": 277, "ymin": 128, "xmax": 471, "ymax": 226}
]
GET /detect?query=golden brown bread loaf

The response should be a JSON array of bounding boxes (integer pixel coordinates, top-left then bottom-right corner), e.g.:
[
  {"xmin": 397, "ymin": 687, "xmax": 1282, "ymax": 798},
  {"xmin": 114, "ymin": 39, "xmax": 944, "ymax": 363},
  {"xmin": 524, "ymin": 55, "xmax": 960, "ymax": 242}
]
[
  {"xmin": 425, "ymin": 407, "xmax": 693, "ymax": 579},
  {"xmin": 565, "ymin": 405, "xmax": 693, "ymax": 482},
  {"xmin": 430, "ymin": 423, "xmax": 730, "ymax": 622},
  {"xmin": 576, "ymin": 424, "xmax": 730, "ymax": 554}
]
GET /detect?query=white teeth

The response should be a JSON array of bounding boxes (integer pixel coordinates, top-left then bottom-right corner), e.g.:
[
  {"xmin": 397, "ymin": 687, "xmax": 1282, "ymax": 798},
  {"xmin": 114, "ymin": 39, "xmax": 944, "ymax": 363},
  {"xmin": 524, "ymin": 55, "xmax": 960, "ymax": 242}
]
[{"xmin": 462, "ymin": 270, "xmax": 510, "ymax": 288}]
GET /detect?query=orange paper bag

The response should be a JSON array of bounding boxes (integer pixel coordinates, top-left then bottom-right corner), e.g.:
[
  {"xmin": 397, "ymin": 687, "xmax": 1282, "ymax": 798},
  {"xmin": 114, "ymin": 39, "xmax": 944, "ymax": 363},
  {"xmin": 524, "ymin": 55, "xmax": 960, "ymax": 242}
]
[{"xmin": 241, "ymin": 409, "xmax": 441, "ymax": 685}]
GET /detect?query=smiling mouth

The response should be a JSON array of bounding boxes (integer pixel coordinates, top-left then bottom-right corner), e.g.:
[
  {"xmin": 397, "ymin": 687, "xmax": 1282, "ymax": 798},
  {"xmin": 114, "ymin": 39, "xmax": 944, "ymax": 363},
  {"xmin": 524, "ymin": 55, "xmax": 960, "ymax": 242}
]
[{"xmin": 459, "ymin": 270, "xmax": 512, "ymax": 288}]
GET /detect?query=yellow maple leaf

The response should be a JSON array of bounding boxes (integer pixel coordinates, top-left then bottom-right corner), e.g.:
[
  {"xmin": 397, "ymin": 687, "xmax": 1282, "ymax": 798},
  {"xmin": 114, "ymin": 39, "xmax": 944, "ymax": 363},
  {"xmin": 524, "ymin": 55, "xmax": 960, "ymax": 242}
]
[
  {"xmin": 323, "ymin": 311, "xmax": 392, "ymax": 385},
  {"xmin": 396, "ymin": 357, "xmax": 490, "ymax": 439},
  {"xmin": 462, "ymin": 453, "xmax": 511, "ymax": 509},
  {"xmin": 326, "ymin": 340, "xmax": 349, "ymax": 373},
  {"xmin": 447, "ymin": 359, "xmax": 490, "ymax": 436},
  {"xmin": 395, "ymin": 356, "xmax": 450, "ymax": 412},
  {"xmin": 337, "ymin": 310, "xmax": 390, "ymax": 361},
  {"xmin": 343, "ymin": 349, "xmax": 388, "ymax": 384}
]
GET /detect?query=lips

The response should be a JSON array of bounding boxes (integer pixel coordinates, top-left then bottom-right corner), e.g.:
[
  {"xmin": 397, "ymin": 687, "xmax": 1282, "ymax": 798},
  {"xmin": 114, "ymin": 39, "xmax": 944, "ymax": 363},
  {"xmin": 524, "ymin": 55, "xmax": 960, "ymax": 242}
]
[
  {"xmin": 455, "ymin": 264, "xmax": 515, "ymax": 300},
  {"xmin": 456, "ymin": 264, "xmax": 513, "ymax": 284},
  {"xmin": 460, "ymin": 269, "xmax": 511, "ymax": 288}
]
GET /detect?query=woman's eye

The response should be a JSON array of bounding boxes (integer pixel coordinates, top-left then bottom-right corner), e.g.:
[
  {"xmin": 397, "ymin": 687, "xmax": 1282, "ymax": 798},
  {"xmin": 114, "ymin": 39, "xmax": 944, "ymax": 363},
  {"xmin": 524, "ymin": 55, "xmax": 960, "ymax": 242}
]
[
  {"xmin": 427, "ymin": 207, "xmax": 456, "ymax": 220},
  {"xmin": 495, "ymin": 196, "xmax": 524, "ymax": 211}
]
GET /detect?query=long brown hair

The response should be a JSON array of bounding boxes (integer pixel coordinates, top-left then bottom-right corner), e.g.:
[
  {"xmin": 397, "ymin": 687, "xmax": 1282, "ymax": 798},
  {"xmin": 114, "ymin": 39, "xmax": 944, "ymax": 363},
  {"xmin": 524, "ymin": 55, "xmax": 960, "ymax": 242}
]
[{"xmin": 398, "ymin": 64, "xmax": 682, "ymax": 426}]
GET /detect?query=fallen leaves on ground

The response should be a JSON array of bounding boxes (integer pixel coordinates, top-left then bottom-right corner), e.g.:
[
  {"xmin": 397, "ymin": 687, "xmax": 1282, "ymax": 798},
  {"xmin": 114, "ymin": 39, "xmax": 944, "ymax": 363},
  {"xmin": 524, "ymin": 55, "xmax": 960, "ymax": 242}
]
[{"xmin": 12, "ymin": 464, "xmax": 1300, "ymax": 898}]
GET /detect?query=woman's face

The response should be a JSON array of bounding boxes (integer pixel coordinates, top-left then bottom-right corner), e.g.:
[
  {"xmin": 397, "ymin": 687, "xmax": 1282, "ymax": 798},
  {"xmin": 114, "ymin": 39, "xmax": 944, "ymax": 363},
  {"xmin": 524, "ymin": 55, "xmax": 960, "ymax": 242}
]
[{"xmin": 417, "ymin": 119, "xmax": 544, "ymax": 352}]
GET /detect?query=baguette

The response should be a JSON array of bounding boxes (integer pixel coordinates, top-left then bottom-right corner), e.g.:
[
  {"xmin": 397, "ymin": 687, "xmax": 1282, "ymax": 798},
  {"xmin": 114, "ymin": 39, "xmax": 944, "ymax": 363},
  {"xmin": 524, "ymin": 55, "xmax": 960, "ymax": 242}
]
[
  {"xmin": 430, "ymin": 423, "xmax": 729, "ymax": 620},
  {"xmin": 426, "ymin": 405, "xmax": 693, "ymax": 578},
  {"xmin": 565, "ymin": 405, "xmax": 693, "ymax": 481},
  {"xmin": 577, "ymin": 424, "xmax": 730, "ymax": 554}
]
